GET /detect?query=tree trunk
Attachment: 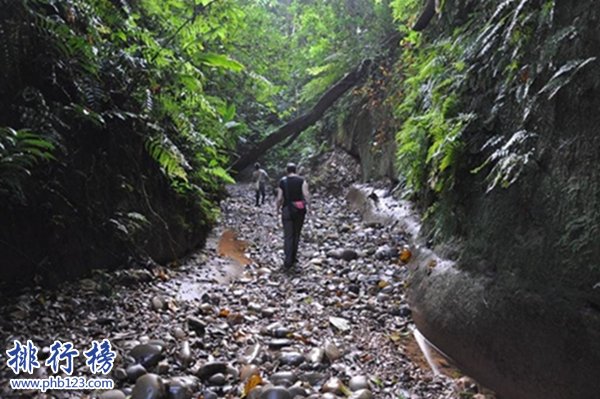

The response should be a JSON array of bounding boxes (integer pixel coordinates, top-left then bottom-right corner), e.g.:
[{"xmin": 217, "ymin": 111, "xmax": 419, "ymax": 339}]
[{"xmin": 231, "ymin": 59, "xmax": 372, "ymax": 173}]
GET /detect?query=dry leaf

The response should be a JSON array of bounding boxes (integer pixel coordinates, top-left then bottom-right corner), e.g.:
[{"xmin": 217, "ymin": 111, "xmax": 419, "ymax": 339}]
[
  {"xmin": 329, "ymin": 316, "xmax": 351, "ymax": 331},
  {"xmin": 242, "ymin": 374, "xmax": 263, "ymax": 397},
  {"xmin": 399, "ymin": 247, "xmax": 412, "ymax": 263}
]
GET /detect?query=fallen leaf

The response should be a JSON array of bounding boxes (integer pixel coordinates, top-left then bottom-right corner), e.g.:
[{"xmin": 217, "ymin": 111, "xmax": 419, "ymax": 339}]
[
  {"xmin": 329, "ymin": 316, "xmax": 351, "ymax": 332},
  {"xmin": 399, "ymin": 247, "xmax": 412, "ymax": 263},
  {"xmin": 242, "ymin": 374, "xmax": 262, "ymax": 397}
]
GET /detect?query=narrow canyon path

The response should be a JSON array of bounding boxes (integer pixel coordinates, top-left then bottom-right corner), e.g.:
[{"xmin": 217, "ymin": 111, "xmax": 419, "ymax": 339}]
[{"xmin": 0, "ymin": 176, "xmax": 486, "ymax": 399}]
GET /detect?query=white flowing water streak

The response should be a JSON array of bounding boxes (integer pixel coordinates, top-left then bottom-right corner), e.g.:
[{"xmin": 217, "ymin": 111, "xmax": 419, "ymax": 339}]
[{"xmin": 413, "ymin": 326, "xmax": 441, "ymax": 376}]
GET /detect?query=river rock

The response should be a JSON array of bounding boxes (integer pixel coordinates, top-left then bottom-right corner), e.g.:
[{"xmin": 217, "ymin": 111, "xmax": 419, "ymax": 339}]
[
  {"xmin": 348, "ymin": 375, "xmax": 369, "ymax": 391},
  {"xmin": 374, "ymin": 245, "xmax": 398, "ymax": 260},
  {"xmin": 173, "ymin": 327, "xmax": 186, "ymax": 340},
  {"xmin": 202, "ymin": 390, "xmax": 218, "ymax": 399},
  {"xmin": 127, "ymin": 364, "xmax": 147, "ymax": 381},
  {"xmin": 196, "ymin": 361, "xmax": 229, "ymax": 380},
  {"xmin": 132, "ymin": 374, "xmax": 166, "ymax": 399},
  {"xmin": 151, "ymin": 296, "xmax": 164, "ymax": 311},
  {"xmin": 169, "ymin": 376, "xmax": 199, "ymax": 392},
  {"xmin": 167, "ymin": 379, "xmax": 192, "ymax": 399},
  {"xmin": 130, "ymin": 344, "xmax": 163, "ymax": 368},
  {"xmin": 341, "ymin": 249, "xmax": 358, "ymax": 261},
  {"xmin": 268, "ymin": 338, "xmax": 293, "ymax": 349},
  {"xmin": 156, "ymin": 360, "xmax": 170, "ymax": 375},
  {"xmin": 113, "ymin": 367, "xmax": 127, "ymax": 381},
  {"xmin": 178, "ymin": 341, "xmax": 192, "ymax": 368},
  {"xmin": 187, "ymin": 317, "xmax": 206, "ymax": 335},
  {"xmin": 349, "ymin": 389, "xmax": 373, "ymax": 399},
  {"xmin": 322, "ymin": 377, "xmax": 343, "ymax": 395},
  {"xmin": 208, "ymin": 372, "xmax": 226, "ymax": 386},
  {"xmin": 324, "ymin": 342, "xmax": 341, "ymax": 361},
  {"xmin": 270, "ymin": 371, "xmax": 298, "ymax": 386},
  {"xmin": 279, "ymin": 351, "xmax": 304, "ymax": 366},
  {"xmin": 260, "ymin": 386, "xmax": 292, "ymax": 399},
  {"xmin": 99, "ymin": 390, "xmax": 126, "ymax": 399},
  {"xmin": 288, "ymin": 385, "xmax": 309, "ymax": 397},
  {"xmin": 306, "ymin": 348, "xmax": 325, "ymax": 365}
]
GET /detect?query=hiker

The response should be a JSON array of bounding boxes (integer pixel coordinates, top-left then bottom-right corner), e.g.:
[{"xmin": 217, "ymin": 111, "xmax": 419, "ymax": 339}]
[
  {"xmin": 252, "ymin": 162, "xmax": 269, "ymax": 206},
  {"xmin": 275, "ymin": 163, "xmax": 310, "ymax": 269}
]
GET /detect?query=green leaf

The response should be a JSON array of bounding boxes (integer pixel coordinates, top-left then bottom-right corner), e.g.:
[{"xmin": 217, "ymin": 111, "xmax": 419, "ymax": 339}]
[{"xmin": 197, "ymin": 53, "xmax": 245, "ymax": 72}]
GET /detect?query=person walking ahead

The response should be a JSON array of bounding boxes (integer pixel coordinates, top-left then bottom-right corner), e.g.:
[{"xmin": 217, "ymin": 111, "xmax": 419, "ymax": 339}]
[
  {"xmin": 253, "ymin": 162, "xmax": 269, "ymax": 206},
  {"xmin": 275, "ymin": 163, "xmax": 310, "ymax": 270}
]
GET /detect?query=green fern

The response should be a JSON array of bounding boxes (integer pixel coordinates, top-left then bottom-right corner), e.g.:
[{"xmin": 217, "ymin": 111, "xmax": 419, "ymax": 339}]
[
  {"xmin": 0, "ymin": 127, "xmax": 55, "ymax": 198},
  {"xmin": 145, "ymin": 136, "xmax": 190, "ymax": 183}
]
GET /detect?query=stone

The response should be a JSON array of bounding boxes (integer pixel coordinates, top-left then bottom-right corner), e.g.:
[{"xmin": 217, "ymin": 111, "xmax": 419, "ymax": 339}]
[
  {"xmin": 324, "ymin": 342, "xmax": 342, "ymax": 361},
  {"xmin": 126, "ymin": 364, "xmax": 147, "ymax": 382},
  {"xmin": 260, "ymin": 386, "xmax": 292, "ymax": 399},
  {"xmin": 288, "ymin": 385, "xmax": 308, "ymax": 397},
  {"xmin": 306, "ymin": 348, "xmax": 324, "ymax": 365},
  {"xmin": 202, "ymin": 390, "xmax": 218, "ymax": 399},
  {"xmin": 151, "ymin": 296, "xmax": 164, "ymax": 311},
  {"xmin": 268, "ymin": 339, "xmax": 293, "ymax": 349},
  {"xmin": 279, "ymin": 351, "xmax": 304, "ymax": 366},
  {"xmin": 131, "ymin": 374, "xmax": 166, "ymax": 399},
  {"xmin": 178, "ymin": 341, "xmax": 192, "ymax": 368},
  {"xmin": 169, "ymin": 376, "xmax": 199, "ymax": 392},
  {"xmin": 349, "ymin": 389, "xmax": 373, "ymax": 399},
  {"xmin": 348, "ymin": 375, "xmax": 369, "ymax": 391},
  {"xmin": 173, "ymin": 327, "xmax": 186, "ymax": 340},
  {"xmin": 299, "ymin": 371, "xmax": 325, "ymax": 387},
  {"xmin": 156, "ymin": 360, "xmax": 170, "ymax": 375},
  {"xmin": 341, "ymin": 249, "xmax": 358, "ymax": 261},
  {"xmin": 322, "ymin": 377, "xmax": 343, "ymax": 395},
  {"xmin": 208, "ymin": 372, "xmax": 226, "ymax": 386},
  {"xmin": 99, "ymin": 390, "xmax": 126, "ymax": 399},
  {"xmin": 130, "ymin": 344, "xmax": 163, "ymax": 368},
  {"xmin": 113, "ymin": 367, "xmax": 127, "ymax": 381},
  {"xmin": 196, "ymin": 361, "xmax": 228, "ymax": 380},
  {"xmin": 187, "ymin": 317, "xmax": 206, "ymax": 335},
  {"xmin": 167, "ymin": 380, "xmax": 192, "ymax": 399},
  {"xmin": 270, "ymin": 371, "xmax": 298, "ymax": 386}
]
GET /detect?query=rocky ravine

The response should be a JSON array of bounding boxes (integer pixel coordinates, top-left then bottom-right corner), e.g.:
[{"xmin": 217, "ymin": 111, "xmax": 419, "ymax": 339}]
[{"xmin": 0, "ymin": 183, "xmax": 489, "ymax": 399}]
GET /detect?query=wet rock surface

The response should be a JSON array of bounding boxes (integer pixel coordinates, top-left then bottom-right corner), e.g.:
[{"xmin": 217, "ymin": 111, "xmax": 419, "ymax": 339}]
[{"xmin": 0, "ymin": 183, "xmax": 480, "ymax": 398}]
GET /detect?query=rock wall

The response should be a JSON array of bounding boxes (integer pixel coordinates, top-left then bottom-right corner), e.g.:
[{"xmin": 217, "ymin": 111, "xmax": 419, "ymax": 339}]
[
  {"xmin": 406, "ymin": 1, "xmax": 600, "ymax": 398},
  {"xmin": 0, "ymin": 126, "xmax": 212, "ymax": 289}
]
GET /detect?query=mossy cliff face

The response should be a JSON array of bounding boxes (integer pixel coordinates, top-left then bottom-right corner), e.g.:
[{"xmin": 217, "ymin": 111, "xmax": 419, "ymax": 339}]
[{"xmin": 406, "ymin": 1, "xmax": 600, "ymax": 398}]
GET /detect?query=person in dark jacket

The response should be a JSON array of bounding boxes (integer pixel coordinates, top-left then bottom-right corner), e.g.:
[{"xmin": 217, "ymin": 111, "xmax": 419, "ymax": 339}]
[{"xmin": 275, "ymin": 163, "xmax": 310, "ymax": 270}]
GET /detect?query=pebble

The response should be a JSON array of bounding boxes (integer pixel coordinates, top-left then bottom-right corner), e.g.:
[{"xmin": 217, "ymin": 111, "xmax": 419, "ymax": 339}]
[
  {"xmin": 196, "ymin": 361, "xmax": 227, "ymax": 380},
  {"xmin": 99, "ymin": 390, "xmax": 126, "ymax": 399},
  {"xmin": 324, "ymin": 342, "xmax": 342, "ymax": 361},
  {"xmin": 208, "ymin": 372, "xmax": 226, "ymax": 386},
  {"xmin": 268, "ymin": 338, "xmax": 293, "ymax": 349},
  {"xmin": 260, "ymin": 386, "xmax": 292, "ymax": 399},
  {"xmin": 270, "ymin": 371, "xmax": 298, "ymax": 386},
  {"xmin": 130, "ymin": 344, "xmax": 163, "ymax": 368},
  {"xmin": 187, "ymin": 317, "xmax": 206, "ymax": 335},
  {"xmin": 349, "ymin": 375, "xmax": 369, "ymax": 391},
  {"xmin": 322, "ymin": 377, "xmax": 344, "ymax": 395},
  {"xmin": 178, "ymin": 341, "xmax": 192, "ymax": 368},
  {"xmin": 131, "ymin": 373, "xmax": 166, "ymax": 399},
  {"xmin": 349, "ymin": 389, "xmax": 373, "ymax": 399},
  {"xmin": 127, "ymin": 364, "xmax": 148, "ymax": 382},
  {"xmin": 279, "ymin": 351, "xmax": 305, "ymax": 366},
  {"xmin": 151, "ymin": 295, "xmax": 165, "ymax": 311}
]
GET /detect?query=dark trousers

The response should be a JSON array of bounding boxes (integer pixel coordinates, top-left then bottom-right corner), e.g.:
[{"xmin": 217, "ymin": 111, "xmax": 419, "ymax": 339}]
[
  {"xmin": 255, "ymin": 183, "xmax": 266, "ymax": 206},
  {"xmin": 282, "ymin": 206, "xmax": 305, "ymax": 268}
]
